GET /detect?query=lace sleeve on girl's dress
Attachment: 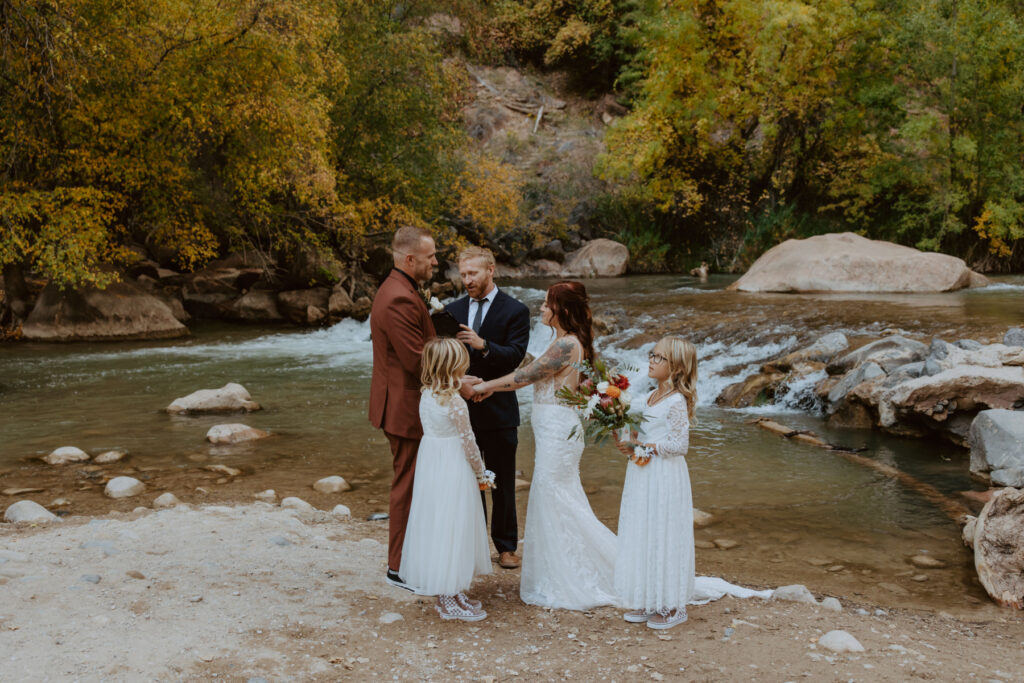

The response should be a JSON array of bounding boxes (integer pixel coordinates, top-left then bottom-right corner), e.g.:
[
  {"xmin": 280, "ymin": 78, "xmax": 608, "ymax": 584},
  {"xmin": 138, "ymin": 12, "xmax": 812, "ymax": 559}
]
[
  {"xmin": 451, "ymin": 397, "xmax": 485, "ymax": 476},
  {"xmin": 654, "ymin": 396, "xmax": 690, "ymax": 458}
]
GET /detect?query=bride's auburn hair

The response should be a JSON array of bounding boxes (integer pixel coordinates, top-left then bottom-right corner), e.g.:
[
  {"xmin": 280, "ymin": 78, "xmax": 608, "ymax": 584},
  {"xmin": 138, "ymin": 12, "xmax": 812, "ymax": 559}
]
[
  {"xmin": 660, "ymin": 336, "xmax": 698, "ymax": 422},
  {"xmin": 421, "ymin": 337, "xmax": 469, "ymax": 404},
  {"xmin": 545, "ymin": 281, "xmax": 595, "ymax": 363}
]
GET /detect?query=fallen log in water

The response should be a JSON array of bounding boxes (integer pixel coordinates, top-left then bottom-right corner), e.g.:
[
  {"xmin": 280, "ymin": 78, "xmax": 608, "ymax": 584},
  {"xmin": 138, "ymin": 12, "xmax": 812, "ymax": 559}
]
[{"xmin": 750, "ymin": 417, "xmax": 973, "ymax": 525}]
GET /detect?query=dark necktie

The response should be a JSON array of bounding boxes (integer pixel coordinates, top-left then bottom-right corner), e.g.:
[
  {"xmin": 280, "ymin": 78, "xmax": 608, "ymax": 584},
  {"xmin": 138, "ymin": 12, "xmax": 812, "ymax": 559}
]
[{"xmin": 471, "ymin": 298, "xmax": 486, "ymax": 333}]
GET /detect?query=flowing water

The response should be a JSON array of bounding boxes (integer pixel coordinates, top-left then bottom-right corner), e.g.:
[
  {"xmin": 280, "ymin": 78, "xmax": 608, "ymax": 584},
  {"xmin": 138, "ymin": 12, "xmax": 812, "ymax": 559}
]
[{"xmin": 2, "ymin": 274, "xmax": 1024, "ymax": 614}]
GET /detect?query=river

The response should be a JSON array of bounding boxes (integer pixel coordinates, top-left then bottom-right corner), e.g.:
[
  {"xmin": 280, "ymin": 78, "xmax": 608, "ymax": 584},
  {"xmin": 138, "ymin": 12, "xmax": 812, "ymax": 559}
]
[{"xmin": 3, "ymin": 274, "xmax": 1024, "ymax": 614}]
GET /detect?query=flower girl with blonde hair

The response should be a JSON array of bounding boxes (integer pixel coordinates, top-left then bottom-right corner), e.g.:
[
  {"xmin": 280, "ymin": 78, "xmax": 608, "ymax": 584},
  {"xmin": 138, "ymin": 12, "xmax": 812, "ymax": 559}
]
[
  {"xmin": 614, "ymin": 336, "xmax": 698, "ymax": 629},
  {"xmin": 401, "ymin": 337, "xmax": 495, "ymax": 621}
]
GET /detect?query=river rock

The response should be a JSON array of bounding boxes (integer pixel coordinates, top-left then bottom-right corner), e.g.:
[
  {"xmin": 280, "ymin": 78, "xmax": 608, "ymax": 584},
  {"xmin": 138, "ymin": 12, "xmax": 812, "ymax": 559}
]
[
  {"xmin": 42, "ymin": 446, "xmax": 90, "ymax": 465},
  {"xmin": 22, "ymin": 281, "xmax": 189, "ymax": 342},
  {"xmin": 253, "ymin": 489, "xmax": 276, "ymax": 502},
  {"xmin": 969, "ymin": 410, "xmax": 1024, "ymax": 486},
  {"xmin": 827, "ymin": 362, "xmax": 886, "ymax": 407},
  {"xmin": 277, "ymin": 288, "xmax": 330, "ymax": 326},
  {"xmin": 972, "ymin": 487, "xmax": 1024, "ymax": 608},
  {"xmin": 230, "ymin": 290, "xmax": 284, "ymax": 322},
  {"xmin": 379, "ymin": 612, "xmax": 404, "ymax": 624},
  {"xmin": 281, "ymin": 497, "xmax": 315, "ymax": 513},
  {"xmin": 562, "ymin": 239, "xmax": 630, "ymax": 277},
  {"xmin": 909, "ymin": 554, "xmax": 946, "ymax": 569},
  {"xmin": 962, "ymin": 515, "xmax": 978, "ymax": 547},
  {"xmin": 332, "ymin": 504, "xmax": 351, "ymax": 518},
  {"xmin": 93, "ymin": 449, "xmax": 128, "ymax": 464},
  {"xmin": 775, "ymin": 333, "xmax": 849, "ymax": 369},
  {"xmin": 693, "ymin": 508, "xmax": 713, "ymax": 528},
  {"xmin": 105, "ymin": 477, "xmax": 144, "ymax": 498},
  {"xmin": 4, "ymin": 500, "xmax": 60, "ymax": 523},
  {"xmin": 181, "ymin": 266, "xmax": 255, "ymax": 319},
  {"xmin": 820, "ymin": 597, "xmax": 842, "ymax": 612},
  {"xmin": 153, "ymin": 492, "xmax": 181, "ymax": 509},
  {"xmin": 771, "ymin": 584, "xmax": 817, "ymax": 604},
  {"xmin": 876, "ymin": 366, "xmax": 1024, "ymax": 444},
  {"xmin": 313, "ymin": 476, "xmax": 352, "ymax": 494},
  {"xmin": 729, "ymin": 232, "xmax": 987, "ymax": 293},
  {"xmin": 206, "ymin": 423, "xmax": 269, "ymax": 444},
  {"xmin": 818, "ymin": 630, "xmax": 865, "ymax": 653},
  {"xmin": 167, "ymin": 383, "xmax": 261, "ymax": 414},
  {"xmin": 1005, "ymin": 328, "xmax": 1024, "ymax": 347},
  {"xmin": 829, "ymin": 336, "xmax": 929, "ymax": 375}
]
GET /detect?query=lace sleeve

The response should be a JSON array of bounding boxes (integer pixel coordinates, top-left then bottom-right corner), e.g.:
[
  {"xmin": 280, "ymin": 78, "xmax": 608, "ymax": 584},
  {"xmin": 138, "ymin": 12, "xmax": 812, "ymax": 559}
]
[
  {"xmin": 451, "ymin": 397, "xmax": 485, "ymax": 477},
  {"xmin": 654, "ymin": 397, "xmax": 690, "ymax": 458}
]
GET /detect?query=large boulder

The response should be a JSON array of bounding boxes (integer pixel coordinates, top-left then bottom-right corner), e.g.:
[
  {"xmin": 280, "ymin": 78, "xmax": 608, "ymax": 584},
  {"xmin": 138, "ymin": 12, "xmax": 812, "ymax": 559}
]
[
  {"xmin": 562, "ymin": 239, "xmax": 630, "ymax": 277},
  {"xmin": 827, "ymin": 362, "xmax": 886, "ymax": 407},
  {"xmin": 876, "ymin": 366, "xmax": 1024, "ymax": 444},
  {"xmin": 972, "ymin": 487, "xmax": 1024, "ymax": 608},
  {"xmin": 729, "ymin": 232, "xmax": 988, "ymax": 293},
  {"xmin": 22, "ymin": 281, "xmax": 188, "ymax": 342},
  {"xmin": 277, "ymin": 288, "xmax": 330, "ymax": 326},
  {"xmin": 970, "ymin": 410, "xmax": 1024, "ymax": 486},
  {"xmin": 166, "ymin": 383, "xmax": 261, "ymax": 414},
  {"xmin": 828, "ymin": 336, "xmax": 929, "ymax": 374},
  {"xmin": 230, "ymin": 289, "xmax": 284, "ymax": 322},
  {"xmin": 1004, "ymin": 328, "xmax": 1024, "ymax": 347},
  {"xmin": 181, "ymin": 267, "xmax": 255, "ymax": 318},
  {"xmin": 773, "ymin": 332, "xmax": 849, "ymax": 370},
  {"xmin": 42, "ymin": 446, "xmax": 91, "ymax": 465}
]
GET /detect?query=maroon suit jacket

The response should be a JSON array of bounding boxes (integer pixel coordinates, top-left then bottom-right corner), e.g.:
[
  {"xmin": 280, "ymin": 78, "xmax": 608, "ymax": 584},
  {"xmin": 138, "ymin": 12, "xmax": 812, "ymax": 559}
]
[{"xmin": 368, "ymin": 269, "xmax": 436, "ymax": 440}]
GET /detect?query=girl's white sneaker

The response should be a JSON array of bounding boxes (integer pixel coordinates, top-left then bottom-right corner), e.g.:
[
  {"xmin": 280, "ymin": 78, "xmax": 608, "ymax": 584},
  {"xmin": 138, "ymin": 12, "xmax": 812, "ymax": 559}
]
[
  {"xmin": 646, "ymin": 607, "xmax": 687, "ymax": 629},
  {"xmin": 623, "ymin": 609, "xmax": 653, "ymax": 623}
]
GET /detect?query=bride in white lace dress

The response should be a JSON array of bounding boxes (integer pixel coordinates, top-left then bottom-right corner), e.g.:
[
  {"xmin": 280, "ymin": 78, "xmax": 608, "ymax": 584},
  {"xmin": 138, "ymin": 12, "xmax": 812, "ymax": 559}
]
[{"xmin": 473, "ymin": 281, "xmax": 618, "ymax": 610}]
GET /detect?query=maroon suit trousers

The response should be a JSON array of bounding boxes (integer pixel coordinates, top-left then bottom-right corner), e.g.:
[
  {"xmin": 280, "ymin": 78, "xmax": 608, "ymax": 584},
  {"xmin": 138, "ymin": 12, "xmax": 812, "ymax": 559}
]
[{"xmin": 386, "ymin": 431, "xmax": 419, "ymax": 572}]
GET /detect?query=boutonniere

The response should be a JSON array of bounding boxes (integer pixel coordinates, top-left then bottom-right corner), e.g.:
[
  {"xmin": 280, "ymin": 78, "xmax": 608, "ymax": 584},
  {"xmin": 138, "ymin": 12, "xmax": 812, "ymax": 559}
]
[{"xmin": 420, "ymin": 288, "xmax": 444, "ymax": 313}]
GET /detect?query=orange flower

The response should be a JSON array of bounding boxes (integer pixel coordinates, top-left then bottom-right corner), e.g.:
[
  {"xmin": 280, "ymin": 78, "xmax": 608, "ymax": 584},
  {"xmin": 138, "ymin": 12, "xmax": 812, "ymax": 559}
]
[{"xmin": 605, "ymin": 385, "xmax": 622, "ymax": 399}]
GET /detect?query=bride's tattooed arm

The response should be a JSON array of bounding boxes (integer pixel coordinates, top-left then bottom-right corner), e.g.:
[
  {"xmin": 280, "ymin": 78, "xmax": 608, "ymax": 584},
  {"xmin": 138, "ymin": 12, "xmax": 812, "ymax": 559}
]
[{"xmin": 474, "ymin": 337, "xmax": 577, "ymax": 394}]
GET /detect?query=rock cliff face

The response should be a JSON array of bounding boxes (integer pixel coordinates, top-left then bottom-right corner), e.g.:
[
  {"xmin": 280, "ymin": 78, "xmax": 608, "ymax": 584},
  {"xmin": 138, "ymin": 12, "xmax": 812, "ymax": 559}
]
[{"xmin": 730, "ymin": 233, "xmax": 988, "ymax": 293}]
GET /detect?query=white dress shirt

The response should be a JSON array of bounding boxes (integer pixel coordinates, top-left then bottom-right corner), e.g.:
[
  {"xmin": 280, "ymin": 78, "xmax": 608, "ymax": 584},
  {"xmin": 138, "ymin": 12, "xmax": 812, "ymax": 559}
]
[{"xmin": 468, "ymin": 285, "xmax": 499, "ymax": 331}]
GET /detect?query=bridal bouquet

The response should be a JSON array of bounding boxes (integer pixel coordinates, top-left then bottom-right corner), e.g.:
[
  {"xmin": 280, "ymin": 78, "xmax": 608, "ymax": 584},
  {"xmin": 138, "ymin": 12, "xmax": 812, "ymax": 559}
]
[{"xmin": 556, "ymin": 359, "xmax": 644, "ymax": 445}]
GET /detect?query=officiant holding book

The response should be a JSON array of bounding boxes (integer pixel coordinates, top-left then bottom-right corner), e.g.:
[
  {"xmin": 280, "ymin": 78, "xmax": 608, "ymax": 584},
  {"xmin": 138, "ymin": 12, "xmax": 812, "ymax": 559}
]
[{"xmin": 445, "ymin": 246, "xmax": 530, "ymax": 569}]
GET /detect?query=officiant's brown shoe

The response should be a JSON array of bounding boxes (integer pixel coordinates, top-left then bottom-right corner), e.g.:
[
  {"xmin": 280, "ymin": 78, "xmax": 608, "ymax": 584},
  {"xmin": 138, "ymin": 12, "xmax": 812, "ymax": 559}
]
[{"xmin": 498, "ymin": 552, "xmax": 521, "ymax": 569}]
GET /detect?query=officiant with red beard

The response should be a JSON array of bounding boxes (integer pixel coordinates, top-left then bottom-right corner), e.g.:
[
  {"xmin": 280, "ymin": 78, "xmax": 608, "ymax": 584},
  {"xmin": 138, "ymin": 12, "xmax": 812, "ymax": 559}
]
[{"xmin": 446, "ymin": 246, "xmax": 530, "ymax": 569}]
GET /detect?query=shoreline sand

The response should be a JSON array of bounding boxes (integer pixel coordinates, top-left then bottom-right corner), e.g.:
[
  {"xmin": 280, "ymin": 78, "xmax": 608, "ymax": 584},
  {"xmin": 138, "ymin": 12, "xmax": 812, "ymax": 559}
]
[{"xmin": 3, "ymin": 502, "xmax": 1024, "ymax": 681}]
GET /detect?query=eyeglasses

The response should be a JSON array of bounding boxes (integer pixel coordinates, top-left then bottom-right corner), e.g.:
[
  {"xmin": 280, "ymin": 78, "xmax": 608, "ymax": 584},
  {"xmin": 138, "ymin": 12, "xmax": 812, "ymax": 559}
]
[{"xmin": 647, "ymin": 352, "xmax": 667, "ymax": 364}]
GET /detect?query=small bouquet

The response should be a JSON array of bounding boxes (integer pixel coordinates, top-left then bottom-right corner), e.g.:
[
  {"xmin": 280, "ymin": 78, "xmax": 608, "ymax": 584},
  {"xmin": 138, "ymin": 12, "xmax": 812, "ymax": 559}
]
[
  {"xmin": 556, "ymin": 358, "xmax": 644, "ymax": 445},
  {"xmin": 477, "ymin": 469, "xmax": 496, "ymax": 491}
]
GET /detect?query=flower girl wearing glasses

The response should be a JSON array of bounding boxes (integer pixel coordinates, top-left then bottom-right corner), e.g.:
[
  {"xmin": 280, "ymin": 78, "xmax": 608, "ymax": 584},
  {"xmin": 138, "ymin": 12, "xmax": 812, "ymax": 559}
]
[{"xmin": 613, "ymin": 336, "xmax": 698, "ymax": 629}]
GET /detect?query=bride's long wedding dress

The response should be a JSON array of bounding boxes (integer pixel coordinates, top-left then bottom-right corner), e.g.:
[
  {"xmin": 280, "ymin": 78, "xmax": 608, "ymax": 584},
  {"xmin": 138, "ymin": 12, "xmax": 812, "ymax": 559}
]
[{"xmin": 519, "ymin": 336, "xmax": 619, "ymax": 610}]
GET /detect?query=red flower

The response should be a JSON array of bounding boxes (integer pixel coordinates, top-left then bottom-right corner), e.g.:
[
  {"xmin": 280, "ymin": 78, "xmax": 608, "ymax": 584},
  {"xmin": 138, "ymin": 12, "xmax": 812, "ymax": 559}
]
[
  {"xmin": 600, "ymin": 396, "xmax": 614, "ymax": 408},
  {"xmin": 614, "ymin": 374, "xmax": 630, "ymax": 390}
]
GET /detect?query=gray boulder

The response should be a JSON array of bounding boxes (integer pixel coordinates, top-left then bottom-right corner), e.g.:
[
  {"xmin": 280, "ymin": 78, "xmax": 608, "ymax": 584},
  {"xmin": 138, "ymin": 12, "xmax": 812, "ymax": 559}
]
[
  {"xmin": 231, "ymin": 290, "xmax": 283, "ymax": 322},
  {"xmin": 22, "ymin": 281, "xmax": 188, "ymax": 342},
  {"xmin": 970, "ymin": 409, "xmax": 1024, "ymax": 486},
  {"xmin": 277, "ymin": 288, "xmax": 330, "ymax": 325},
  {"xmin": 829, "ymin": 336, "xmax": 928, "ymax": 375},
  {"xmin": 562, "ymin": 239, "xmax": 629, "ymax": 277},
  {"xmin": 827, "ymin": 362, "xmax": 886, "ymax": 407},
  {"xmin": 166, "ymin": 383, "xmax": 260, "ymax": 414},
  {"xmin": 4, "ymin": 500, "xmax": 60, "ymax": 523},
  {"xmin": 1005, "ymin": 328, "xmax": 1024, "ymax": 347},
  {"xmin": 775, "ymin": 332, "xmax": 849, "ymax": 369}
]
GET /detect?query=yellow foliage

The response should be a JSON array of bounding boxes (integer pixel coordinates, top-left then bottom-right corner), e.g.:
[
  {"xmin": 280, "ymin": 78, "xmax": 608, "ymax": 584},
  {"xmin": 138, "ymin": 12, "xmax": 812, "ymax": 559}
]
[{"xmin": 452, "ymin": 153, "xmax": 525, "ymax": 238}]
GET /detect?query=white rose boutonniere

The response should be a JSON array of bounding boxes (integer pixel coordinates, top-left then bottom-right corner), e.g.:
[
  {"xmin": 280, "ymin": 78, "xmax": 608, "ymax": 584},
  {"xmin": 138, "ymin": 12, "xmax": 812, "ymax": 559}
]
[{"xmin": 428, "ymin": 296, "xmax": 444, "ymax": 313}]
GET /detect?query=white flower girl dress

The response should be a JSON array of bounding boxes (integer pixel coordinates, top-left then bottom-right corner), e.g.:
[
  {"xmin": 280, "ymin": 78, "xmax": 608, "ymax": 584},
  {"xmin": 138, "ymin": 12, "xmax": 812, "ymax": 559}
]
[{"xmin": 401, "ymin": 390, "xmax": 492, "ymax": 600}]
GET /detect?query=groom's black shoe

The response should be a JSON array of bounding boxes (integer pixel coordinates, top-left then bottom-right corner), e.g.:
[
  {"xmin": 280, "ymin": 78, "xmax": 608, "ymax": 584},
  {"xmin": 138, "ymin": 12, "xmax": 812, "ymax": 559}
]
[{"xmin": 385, "ymin": 568, "xmax": 413, "ymax": 591}]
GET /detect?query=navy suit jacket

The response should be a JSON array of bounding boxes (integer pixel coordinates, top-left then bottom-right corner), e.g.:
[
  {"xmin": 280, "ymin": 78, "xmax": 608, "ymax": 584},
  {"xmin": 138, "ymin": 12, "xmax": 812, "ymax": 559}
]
[{"xmin": 447, "ymin": 290, "xmax": 530, "ymax": 431}]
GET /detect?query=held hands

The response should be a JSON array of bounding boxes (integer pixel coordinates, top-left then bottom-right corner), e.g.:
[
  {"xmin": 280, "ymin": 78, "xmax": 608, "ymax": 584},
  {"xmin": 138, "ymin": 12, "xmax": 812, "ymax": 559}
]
[
  {"xmin": 456, "ymin": 324, "xmax": 486, "ymax": 351},
  {"xmin": 613, "ymin": 431, "xmax": 652, "ymax": 467},
  {"xmin": 471, "ymin": 380, "xmax": 494, "ymax": 403}
]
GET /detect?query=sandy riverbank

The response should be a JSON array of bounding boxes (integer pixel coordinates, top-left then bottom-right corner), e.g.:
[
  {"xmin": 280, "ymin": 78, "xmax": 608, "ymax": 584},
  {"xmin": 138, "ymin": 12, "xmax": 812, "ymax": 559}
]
[{"xmin": 2, "ymin": 503, "xmax": 1023, "ymax": 682}]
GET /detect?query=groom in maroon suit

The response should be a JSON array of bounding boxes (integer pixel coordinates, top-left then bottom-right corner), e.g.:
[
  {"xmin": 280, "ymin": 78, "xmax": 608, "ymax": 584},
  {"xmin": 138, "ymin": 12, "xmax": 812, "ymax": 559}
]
[
  {"xmin": 369, "ymin": 226, "xmax": 438, "ymax": 589},
  {"xmin": 369, "ymin": 226, "xmax": 482, "ymax": 590}
]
